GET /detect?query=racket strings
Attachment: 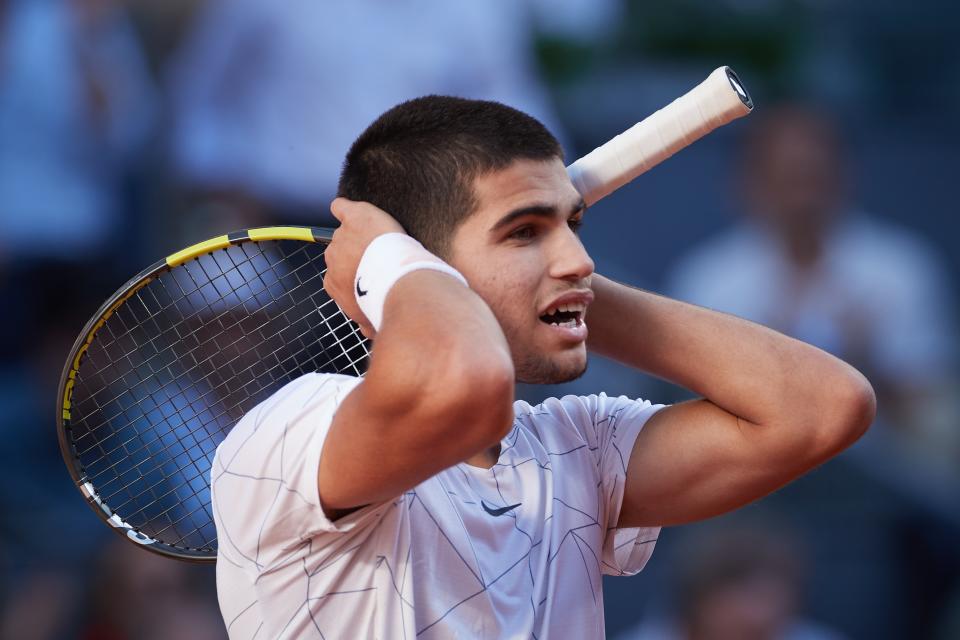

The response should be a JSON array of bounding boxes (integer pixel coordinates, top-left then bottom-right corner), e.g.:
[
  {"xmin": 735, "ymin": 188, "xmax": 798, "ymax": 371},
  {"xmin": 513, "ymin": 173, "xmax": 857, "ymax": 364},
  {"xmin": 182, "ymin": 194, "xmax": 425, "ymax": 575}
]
[
  {"xmin": 75, "ymin": 245, "xmax": 354, "ymax": 544},
  {"xmin": 78, "ymin": 274, "xmax": 361, "ymax": 490},
  {"xmin": 73, "ymin": 241, "xmax": 326, "ymax": 434},
  {"xmin": 66, "ymin": 238, "xmax": 369, "ymax": 553},
  {"xmin": 72, "ymin": 280, "xmax": 313, "ymax": 503},
  {"xmin": 73, "ymin": 243, "xmax": 339, "ymax": 463},
  {"xmin": 93, "ymin": 309, "xmax": 366, "ymax": 533},
  {"xmin": 84, "ymin": 301, "xmax": 364, "ymax": 518},
  {"xmin": 75, "ymin": 243, "xmax": 338, "ymax": 476},
  {"xmin": 76, "ymin": 268, "xmax": 311, "ymax": 463}
]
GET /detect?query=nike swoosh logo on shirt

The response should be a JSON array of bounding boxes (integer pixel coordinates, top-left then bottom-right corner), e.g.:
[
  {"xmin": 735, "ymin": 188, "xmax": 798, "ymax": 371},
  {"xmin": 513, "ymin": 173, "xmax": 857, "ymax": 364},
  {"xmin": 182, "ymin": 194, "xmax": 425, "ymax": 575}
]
[
  {"xmin": 356, "ymin": 279, "xmax": 368, "ymax": 297},
  {"xmin": 481, "ymin": 501, "xmax": 522, "ymax": 517}
]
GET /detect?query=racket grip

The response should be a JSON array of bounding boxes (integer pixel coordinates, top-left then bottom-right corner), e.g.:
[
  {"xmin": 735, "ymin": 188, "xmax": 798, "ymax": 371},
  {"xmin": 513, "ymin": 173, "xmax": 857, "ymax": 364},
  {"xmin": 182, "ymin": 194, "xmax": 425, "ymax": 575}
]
[{"xmin": 567, "ymin": 66, "xmax": 753, "ymax": 206}]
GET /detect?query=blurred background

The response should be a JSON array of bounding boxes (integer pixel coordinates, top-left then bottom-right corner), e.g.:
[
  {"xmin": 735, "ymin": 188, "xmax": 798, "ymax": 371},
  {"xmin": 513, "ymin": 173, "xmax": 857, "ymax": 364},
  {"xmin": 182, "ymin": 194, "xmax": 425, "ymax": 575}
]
[{"xmin": 1, "ymin": 0, "xmax": 957, "ymax": 638}]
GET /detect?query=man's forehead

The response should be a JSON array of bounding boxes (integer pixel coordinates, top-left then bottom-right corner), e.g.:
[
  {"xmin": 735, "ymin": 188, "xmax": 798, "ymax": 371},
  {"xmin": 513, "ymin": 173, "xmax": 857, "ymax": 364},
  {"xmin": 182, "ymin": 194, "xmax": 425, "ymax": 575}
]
[{"xmin": 471, "ymin": 157, "xmax": 581, "ymax": 217}]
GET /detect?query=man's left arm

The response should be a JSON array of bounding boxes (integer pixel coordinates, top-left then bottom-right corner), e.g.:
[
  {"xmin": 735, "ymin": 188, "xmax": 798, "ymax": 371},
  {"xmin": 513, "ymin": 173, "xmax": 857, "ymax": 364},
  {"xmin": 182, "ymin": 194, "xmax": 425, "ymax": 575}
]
[{"xmin": 586, "ymin": 275, "xmax": 876, "ymax": 528}]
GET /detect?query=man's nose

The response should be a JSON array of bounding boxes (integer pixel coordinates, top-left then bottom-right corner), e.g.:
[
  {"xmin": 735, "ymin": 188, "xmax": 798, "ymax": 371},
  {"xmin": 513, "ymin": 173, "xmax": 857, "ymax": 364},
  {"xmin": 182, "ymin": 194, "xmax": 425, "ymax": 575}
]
[{"xmin": 550, "ymin": 229, "xmax": 594, "ymax": 282}]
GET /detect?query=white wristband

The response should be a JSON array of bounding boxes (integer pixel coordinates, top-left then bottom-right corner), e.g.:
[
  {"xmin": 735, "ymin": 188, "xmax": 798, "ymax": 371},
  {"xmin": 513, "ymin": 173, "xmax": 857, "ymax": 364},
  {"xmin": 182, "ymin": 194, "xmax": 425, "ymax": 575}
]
[{"xmin": 353, "ymin": 233, "xmax": 468, "ymax": 330}]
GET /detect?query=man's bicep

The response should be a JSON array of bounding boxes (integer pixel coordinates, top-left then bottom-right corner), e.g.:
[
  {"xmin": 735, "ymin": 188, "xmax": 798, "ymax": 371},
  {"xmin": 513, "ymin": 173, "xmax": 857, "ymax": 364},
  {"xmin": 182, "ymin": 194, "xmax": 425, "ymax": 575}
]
[
  {"xmin": 318, "ymin": 365, "xmax": 511, "ymax": 515},
  {"xmin": 618, "ymin": 399, "xmax": 798, "ymax": 528},
  {"xmin": 317, "ymin": 381, "xmax": 413, "ymax": 519},
  {"xmin": 317, "ymin": 385, "xmax": 471, "ymax": 516}
]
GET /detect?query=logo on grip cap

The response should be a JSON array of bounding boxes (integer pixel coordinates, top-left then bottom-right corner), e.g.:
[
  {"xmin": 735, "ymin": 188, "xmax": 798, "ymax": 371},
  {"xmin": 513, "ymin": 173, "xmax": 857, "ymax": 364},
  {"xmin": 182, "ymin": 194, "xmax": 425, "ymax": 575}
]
[{"xmin": 724, "ymin": 67, "xmax": 753, "ymax": 109}]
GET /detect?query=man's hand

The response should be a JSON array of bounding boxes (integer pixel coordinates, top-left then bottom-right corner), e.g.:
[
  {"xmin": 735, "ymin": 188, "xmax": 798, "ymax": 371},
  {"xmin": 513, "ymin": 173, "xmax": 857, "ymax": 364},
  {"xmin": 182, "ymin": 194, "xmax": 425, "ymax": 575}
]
[{"xmin": 325, "ymin": 198, "xmax": 406, "ymax": 338}]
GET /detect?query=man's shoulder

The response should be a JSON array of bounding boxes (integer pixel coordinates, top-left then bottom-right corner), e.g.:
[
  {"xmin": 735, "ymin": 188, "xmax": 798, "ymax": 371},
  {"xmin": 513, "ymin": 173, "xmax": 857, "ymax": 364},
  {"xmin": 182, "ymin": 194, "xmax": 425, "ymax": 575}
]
[
  {"xmin": 514, "ymin": 392, "xmax": 655, "ymax": 418},
  {"xmin": 512, "ymin": 392, "xmax": 661, "ymax": 443},
  {"xmin": 213, "ymin": 372, "xmax": 362, "ymax": 462}
]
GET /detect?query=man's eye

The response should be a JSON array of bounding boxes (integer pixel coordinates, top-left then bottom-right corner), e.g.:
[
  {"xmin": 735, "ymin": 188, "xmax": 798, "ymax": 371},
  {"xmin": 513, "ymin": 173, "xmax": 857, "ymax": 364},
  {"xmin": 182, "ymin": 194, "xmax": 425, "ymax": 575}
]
[
  {"xmin": 568, "ymin": 217, "xmax": 584, "ymax": 233},
  {"xmin": 509, "ymin": 226, "xmax": 536, "ymax": 241}
]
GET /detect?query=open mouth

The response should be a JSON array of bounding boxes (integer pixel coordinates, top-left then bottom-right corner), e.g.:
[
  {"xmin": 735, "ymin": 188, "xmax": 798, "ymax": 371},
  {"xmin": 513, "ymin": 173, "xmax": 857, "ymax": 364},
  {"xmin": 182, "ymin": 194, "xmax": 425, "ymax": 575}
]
[{"xmin": 539, "ymin": 303, "xmax": 585, "ymax": 329}]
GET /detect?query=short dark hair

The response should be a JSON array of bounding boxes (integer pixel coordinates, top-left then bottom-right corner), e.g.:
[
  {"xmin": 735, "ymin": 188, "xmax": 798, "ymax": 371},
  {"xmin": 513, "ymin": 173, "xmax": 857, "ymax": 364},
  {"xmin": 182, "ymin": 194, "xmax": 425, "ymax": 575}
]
[{"xmin": 337, "ymin": 96, "xmax": 563, "ymax": 257}]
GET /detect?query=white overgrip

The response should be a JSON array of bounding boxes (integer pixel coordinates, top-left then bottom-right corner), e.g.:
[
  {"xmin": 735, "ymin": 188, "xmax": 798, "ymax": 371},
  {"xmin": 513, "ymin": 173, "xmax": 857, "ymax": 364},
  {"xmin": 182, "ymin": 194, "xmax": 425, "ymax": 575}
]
[{"xmin": 566, "ymin": 66, "xmax": 753, "ymax": 206}]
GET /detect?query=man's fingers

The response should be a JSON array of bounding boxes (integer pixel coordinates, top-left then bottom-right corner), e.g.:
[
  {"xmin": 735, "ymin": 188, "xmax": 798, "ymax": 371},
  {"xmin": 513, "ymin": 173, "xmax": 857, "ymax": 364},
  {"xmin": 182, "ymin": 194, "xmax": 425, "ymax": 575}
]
[
  {"xmin": 330, "ymin": 197, "xmax": 374, "ymax": 222},
  {"xmin": 330, "ymin": 198, "xmax": 407, "ymax": 235},
  {"xmin": 329, "ymin": 197, "xmax": 348, "ymax": 222}
]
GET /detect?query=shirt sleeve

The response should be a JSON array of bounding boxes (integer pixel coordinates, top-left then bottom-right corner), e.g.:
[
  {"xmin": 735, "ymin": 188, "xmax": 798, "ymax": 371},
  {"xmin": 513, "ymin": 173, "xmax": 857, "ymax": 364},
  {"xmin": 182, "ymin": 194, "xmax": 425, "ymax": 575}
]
[
  {"xmin": 556, "ymin": 392, "xmax": 666, "ymax": 576},
  {"xmin": 210, "ymin": 372, "xmax": 390, "ymax": 570}
]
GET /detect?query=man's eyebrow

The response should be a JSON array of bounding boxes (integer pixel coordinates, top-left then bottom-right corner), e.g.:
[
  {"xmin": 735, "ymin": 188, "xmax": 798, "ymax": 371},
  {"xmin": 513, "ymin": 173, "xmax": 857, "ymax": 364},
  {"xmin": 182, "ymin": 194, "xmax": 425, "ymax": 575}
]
[{"xmin": 489, "ymin": 198, "xmax": 586, "ymax": 234}]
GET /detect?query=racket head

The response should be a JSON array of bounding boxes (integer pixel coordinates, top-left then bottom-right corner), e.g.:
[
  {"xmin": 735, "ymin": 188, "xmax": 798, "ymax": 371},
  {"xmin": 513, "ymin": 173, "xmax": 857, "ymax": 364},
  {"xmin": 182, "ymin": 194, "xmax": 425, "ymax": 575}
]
[{"xmin": 57, "ymin": 226, "xmax": 368, "ymax": 562}]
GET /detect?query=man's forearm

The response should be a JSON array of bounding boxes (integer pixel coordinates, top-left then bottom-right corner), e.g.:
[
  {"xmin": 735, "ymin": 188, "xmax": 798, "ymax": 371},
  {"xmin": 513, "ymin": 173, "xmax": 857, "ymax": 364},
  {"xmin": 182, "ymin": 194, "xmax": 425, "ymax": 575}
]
[{"xmin": 586, "ymin": 274, "xmax": 871, "ymax": 428}]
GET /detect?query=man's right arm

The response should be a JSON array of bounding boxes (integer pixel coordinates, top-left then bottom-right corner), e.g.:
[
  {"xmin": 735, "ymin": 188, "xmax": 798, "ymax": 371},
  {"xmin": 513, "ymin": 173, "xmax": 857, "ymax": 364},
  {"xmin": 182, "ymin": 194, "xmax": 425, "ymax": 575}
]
[{"xmin": 317, "ymin": 201, "xmax": 515, "ymax": 517}]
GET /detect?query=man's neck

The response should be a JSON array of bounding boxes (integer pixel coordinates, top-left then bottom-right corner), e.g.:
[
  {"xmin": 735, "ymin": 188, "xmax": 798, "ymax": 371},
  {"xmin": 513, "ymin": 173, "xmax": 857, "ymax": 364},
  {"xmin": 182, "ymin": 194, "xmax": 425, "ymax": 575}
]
[{"xmin": 463, "ymin": 443, "xmax": 501, "ymax": 470}]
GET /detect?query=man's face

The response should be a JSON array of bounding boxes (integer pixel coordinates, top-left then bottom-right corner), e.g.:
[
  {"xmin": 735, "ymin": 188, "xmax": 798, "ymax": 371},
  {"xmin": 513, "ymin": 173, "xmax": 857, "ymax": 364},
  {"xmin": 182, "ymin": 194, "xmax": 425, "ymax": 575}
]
[{"xmin": 447, "ymin": 158, "xmax": 594, "ymax": 384}]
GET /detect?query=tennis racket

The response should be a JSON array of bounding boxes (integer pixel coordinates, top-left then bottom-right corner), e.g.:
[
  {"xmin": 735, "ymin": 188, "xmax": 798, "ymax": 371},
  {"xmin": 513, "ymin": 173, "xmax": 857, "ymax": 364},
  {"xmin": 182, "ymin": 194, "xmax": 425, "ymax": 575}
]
[
  {"xmin": 567, "ymin": 65, "xmax": 753, "ymax": 205},
  {"xmin": 57, "ymin": 67, "xmax": 752, "ymax": 562}
]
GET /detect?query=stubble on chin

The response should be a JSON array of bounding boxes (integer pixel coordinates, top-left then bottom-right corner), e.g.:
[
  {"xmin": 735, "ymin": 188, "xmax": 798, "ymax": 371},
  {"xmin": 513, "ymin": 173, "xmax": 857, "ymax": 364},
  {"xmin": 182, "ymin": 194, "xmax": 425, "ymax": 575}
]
[
  {"xmin": 498, "ymin": 316, "xmax": 588, "ymax": 385},
  {"xmin": 513, "ymin": 352, "xmax": 588, "ymax": 385}
]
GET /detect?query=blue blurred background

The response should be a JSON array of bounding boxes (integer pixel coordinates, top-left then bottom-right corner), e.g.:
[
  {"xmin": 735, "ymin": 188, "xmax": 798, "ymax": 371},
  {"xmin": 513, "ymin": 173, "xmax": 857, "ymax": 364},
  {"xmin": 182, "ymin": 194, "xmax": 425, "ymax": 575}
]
[{"xmin": 1, "ymin": 1, "xmax": 957, "ymax": 638}]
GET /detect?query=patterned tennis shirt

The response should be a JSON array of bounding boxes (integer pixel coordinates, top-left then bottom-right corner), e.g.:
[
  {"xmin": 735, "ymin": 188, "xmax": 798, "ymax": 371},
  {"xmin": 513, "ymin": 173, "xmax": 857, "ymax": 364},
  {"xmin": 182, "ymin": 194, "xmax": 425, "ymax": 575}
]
[{"xmin": 212, "ymin": 373, "xmax": 664, "ymax": 638}]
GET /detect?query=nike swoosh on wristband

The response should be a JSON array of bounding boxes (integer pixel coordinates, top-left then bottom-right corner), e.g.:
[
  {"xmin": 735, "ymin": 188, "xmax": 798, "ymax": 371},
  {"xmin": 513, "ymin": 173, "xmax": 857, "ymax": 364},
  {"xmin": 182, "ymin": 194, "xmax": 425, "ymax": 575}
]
[
  {"xmin": 481, "ymin": 501, "xmax": 522, "ymax": 517},
  {"xmin": 356, "ymin": 278, "xmax": 368, "ymax": 297}
]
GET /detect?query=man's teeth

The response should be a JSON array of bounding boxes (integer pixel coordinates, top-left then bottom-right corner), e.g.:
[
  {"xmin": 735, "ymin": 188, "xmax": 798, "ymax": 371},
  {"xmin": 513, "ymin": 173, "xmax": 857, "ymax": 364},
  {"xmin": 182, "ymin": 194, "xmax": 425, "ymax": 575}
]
[
  {"xmin": 544, "ymin": 302, "xmax": 586, "ymax": 316},
  {"xmin": 556, "ymin": 318, "xmax": 578, "ymax": 328}
]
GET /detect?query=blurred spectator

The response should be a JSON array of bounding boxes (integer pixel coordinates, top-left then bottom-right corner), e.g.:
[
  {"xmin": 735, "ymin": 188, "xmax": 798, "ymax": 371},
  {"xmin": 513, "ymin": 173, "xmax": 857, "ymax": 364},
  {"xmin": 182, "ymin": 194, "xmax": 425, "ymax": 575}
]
[
  {"xmin": 123, "ymin": 0, "xmax": 204, "ymax": 78},
  {"xmin": 78, "ymin": 538, "xmax": 224, "ymax": 640},
  {"xmin": 163, "ymin": 0, "xmax": 620, "ymax": 242},
  {"xmin": 936, "ymin": 586, "xmax": 960, "ymax": 640},
  {"xmin": 616, "ymin": 523, "xmax": 845, "ymax": 640},
  {"xmin": 0, "ymin": 0, "xmax": 157, "ymax": 263},
  {"xmin": 659, "ymin": 108, "xmax": 959, "ymax": 639},
  {"xmin": 0, "ymin": 262, "xmax": 118, "ymax": 639},
  {"xmin": 665, "ymin": 104, "xmax": 959, "ymax": 472}
]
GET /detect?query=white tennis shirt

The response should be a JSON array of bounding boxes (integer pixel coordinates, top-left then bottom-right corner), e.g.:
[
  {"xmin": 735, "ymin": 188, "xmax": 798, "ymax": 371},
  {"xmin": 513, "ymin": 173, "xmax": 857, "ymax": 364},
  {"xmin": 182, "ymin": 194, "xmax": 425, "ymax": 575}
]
[{"xmin": 211, "ymin": 373, "xmax": 664, "ymax": 639}]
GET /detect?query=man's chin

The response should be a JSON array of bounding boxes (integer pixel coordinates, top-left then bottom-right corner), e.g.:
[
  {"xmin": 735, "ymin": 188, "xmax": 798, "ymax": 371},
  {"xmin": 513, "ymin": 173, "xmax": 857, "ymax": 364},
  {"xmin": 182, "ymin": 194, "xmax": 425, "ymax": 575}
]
[{"xmin": 514, "ymin": 354, "xmax": 588, "ymax": 385}]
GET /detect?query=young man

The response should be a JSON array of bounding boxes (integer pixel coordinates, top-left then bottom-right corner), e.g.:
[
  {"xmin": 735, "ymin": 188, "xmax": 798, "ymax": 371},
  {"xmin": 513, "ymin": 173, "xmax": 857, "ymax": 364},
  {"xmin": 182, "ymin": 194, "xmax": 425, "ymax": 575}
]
[{"xmin": 210, "ymin": 97, "xmax": 875, "ymax": 639}]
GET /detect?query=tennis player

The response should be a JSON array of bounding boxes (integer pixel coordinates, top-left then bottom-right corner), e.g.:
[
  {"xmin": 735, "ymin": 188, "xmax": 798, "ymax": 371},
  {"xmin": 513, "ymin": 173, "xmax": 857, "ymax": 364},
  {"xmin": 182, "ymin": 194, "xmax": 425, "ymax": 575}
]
[{"xmin": 210, "ymin": 97, "xmax": 875, "ymax": 639}]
